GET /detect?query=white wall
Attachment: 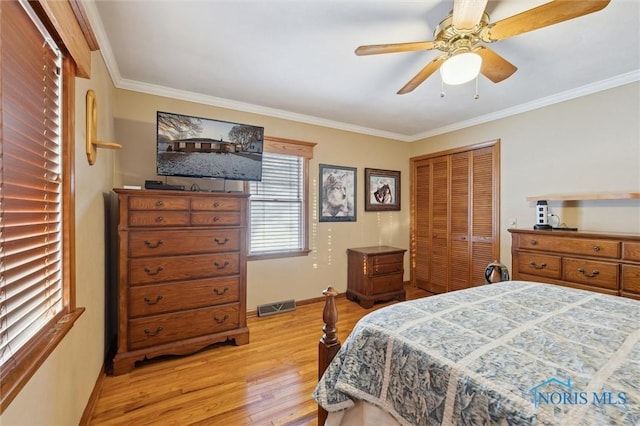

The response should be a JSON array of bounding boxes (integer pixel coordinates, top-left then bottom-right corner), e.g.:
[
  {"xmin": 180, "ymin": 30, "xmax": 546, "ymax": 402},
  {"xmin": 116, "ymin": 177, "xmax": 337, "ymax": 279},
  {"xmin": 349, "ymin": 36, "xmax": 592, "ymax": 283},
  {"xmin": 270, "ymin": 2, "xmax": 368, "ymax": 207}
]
[
  {"xmin": 411, "ymin": 81, "xmax": 640, "ymax": 273},
  {"xmin": 1, "ymin": 52, "xmax": 117, "ymax": 425}
]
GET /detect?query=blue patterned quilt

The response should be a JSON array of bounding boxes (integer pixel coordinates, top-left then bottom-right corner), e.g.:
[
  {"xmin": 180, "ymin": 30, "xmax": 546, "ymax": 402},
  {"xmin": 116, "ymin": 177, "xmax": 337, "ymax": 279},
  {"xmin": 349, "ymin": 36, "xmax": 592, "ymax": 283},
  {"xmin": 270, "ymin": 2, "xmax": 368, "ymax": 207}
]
[{"xmin": 313, "ymin": 281, "xmax": 640, "ymax": 425}]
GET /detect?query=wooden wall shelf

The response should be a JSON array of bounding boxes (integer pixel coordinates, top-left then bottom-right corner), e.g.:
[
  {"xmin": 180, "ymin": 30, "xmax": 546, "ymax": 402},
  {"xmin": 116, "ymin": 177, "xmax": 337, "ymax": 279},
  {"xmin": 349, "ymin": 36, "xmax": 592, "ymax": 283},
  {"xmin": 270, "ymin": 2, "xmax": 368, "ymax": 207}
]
[{"xmin": 526, "ymin": 192, "xmax": 640, "ymax": 202}]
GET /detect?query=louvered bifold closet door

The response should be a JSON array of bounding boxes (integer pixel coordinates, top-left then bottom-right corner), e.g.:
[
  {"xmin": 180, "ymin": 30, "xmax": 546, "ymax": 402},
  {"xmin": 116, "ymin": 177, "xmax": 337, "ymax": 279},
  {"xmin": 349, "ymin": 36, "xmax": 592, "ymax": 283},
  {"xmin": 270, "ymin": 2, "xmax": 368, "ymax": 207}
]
[
  {"xmin": 471, "ymin": 147, "xmax": 497, "ymax": 285},
  {"xmin": 413, "ymin": 160, "xmax": 431, "ymax": 289},
  {"xmin": 449, "ymin": 152, "xmax": 471, "ymax": 291},
  {"xmin": 0, "ymin": 0, "xmax": 64, "ymax": 366},
  {"xmin": 428, "ymin": 157, "xmax": 449, "ymax": 294}
]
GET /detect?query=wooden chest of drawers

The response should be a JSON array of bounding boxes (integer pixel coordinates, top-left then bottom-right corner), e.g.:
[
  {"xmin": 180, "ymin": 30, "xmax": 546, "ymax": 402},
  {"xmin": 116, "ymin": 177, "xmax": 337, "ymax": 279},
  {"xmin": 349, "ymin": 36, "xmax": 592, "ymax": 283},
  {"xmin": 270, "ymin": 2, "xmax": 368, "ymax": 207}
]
[
  {"xmin": 510, "ymin": 229, "xmax": 640, "ymax": 300},
  {"xmin": 346, "ymin": 246, "xmax": 406, "ymax": 308},
  {"xmin": 111, "ymin": 189, "xmax": 249, "ymax": 375}
]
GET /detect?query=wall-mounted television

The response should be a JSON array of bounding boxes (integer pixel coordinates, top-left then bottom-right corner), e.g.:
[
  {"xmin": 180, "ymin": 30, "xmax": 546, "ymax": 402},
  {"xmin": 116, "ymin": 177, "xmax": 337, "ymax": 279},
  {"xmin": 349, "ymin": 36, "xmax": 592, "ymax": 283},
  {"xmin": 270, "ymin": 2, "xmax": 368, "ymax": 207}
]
[{"xmin": 156, "ymin": 111, "xmax": 264, "ymax": 181}]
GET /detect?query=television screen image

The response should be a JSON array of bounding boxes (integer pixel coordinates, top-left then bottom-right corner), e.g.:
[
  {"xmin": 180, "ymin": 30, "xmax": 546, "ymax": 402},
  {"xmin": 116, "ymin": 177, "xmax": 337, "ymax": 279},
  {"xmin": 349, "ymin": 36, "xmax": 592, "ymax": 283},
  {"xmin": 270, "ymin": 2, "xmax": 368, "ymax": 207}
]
[{"xmin": 156, "ymin": 111, "xmax": 264, "ymax": 181}]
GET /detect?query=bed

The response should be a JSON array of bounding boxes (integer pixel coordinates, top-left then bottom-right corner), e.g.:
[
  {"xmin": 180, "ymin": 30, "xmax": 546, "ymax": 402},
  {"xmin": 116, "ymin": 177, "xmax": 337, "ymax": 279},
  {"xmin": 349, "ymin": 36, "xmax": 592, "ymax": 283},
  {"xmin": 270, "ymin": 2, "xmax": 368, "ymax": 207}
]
[{"xmin": 313, "ymin": 281, "xmax": 640, "ymax": 425}]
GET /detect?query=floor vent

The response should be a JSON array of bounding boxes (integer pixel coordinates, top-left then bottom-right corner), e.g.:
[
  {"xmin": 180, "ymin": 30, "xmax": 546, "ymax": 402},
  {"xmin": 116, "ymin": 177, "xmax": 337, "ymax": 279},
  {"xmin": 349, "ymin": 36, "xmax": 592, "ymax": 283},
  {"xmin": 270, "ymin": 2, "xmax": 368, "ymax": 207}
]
[{"xmin": 257, "ymin": 300, "xmax": 296, "ymax": 317}]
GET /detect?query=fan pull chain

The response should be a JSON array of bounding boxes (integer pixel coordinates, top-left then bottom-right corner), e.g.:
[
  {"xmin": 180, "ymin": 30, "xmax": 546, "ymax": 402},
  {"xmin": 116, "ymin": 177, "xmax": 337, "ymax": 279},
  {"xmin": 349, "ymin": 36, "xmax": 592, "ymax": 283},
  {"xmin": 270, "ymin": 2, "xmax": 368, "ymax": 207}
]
[
  {"xmin": 440, "ymin": 76, "xmax": 445, "ymax": 98},
  {"xmin": 474, "ymin": 75, "xmax": 480, "ymax": 100}
]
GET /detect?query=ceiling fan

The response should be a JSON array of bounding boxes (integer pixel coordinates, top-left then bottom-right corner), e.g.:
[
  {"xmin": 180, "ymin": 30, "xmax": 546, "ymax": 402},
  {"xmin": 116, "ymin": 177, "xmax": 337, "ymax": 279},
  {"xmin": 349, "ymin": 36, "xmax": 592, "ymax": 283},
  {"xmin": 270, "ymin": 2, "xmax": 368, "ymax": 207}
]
[{"xmin": 355, "ymin": 0, "xmax": 611, "ymax": 94}]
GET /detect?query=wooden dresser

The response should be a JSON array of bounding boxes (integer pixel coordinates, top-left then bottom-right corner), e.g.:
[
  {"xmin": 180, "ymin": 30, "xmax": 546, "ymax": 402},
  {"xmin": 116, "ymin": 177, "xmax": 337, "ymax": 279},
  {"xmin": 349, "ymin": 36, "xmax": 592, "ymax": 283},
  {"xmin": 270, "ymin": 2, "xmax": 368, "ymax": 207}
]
[
  {"xmin": 111, "ymin": 189, "xmax": 249, "ymax": 375},
  {"xmin": 346, "ymin": 246, "xmax": 406, "ymax": 308},
  {"xmin": 509, "ymin": 229, "xmax": 640, "ymax": 300}
]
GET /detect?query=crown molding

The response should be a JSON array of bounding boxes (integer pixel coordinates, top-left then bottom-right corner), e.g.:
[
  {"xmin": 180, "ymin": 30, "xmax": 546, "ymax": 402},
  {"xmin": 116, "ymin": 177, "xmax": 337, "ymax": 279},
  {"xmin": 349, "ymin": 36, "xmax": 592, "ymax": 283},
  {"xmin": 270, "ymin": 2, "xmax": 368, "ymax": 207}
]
[{"xmin": 84, "ymin": 0, "xmax": 638, "ymax": 144}]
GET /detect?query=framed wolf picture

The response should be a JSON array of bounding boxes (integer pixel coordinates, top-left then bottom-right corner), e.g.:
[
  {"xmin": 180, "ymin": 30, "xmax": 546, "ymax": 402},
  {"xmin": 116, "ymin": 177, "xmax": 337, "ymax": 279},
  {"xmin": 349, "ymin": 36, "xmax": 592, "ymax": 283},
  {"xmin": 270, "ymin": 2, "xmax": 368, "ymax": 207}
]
[
  {"xmin": 319, "ymin": 164, "xmax": 357, "ymax": 222},
  {"xmin": 365, "ymin": 168, "xmax": 400, "ymax": 211}
]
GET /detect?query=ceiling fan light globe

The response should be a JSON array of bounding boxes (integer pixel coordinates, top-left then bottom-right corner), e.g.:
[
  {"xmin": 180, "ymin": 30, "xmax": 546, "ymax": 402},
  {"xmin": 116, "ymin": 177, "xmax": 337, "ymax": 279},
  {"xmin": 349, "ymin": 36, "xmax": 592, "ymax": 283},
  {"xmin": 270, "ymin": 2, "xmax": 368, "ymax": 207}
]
[{"xmin": 440, "ymin": 52, "xmax": 482, "ymax": 85}]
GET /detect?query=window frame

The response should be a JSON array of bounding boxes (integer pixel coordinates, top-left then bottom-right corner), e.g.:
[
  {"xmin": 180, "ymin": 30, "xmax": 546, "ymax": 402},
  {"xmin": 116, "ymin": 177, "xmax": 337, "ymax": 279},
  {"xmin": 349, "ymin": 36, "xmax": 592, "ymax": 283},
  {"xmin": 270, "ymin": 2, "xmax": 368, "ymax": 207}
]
[
  {"xmin": 246, "ymin": 136, "xmax": 315, "ymax": 261},
  {"xmin": 0, "ymin": 0, "xmax": 86, "ymax": 413}
]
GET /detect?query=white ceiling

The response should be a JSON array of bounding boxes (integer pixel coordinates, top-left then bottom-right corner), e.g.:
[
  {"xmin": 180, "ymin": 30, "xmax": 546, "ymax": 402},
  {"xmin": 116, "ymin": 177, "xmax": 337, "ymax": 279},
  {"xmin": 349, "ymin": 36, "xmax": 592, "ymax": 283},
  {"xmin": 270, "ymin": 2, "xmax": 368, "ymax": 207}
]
[{"xmin": 85, "ymin": 0, "xmax": 640, "ymax": 142}]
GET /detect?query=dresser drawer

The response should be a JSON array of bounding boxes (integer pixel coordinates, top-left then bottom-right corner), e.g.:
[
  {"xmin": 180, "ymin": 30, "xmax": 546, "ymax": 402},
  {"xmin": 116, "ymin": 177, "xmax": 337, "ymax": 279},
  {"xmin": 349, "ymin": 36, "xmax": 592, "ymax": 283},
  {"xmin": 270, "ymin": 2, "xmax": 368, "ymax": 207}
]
[
  {"xmin": 129, "ymin": 229, "xmax": 240, "ymax": 257},
  {"xmin": 516, "ymin": 253, "xmax": 561, "ymax": 279},
  {"xmin": 369, "ymin": 253, "xmax": 403, "ymax": 276},
  {"xmin": 623, "ymin": 242, "xmax": 640, "ymax": 262},
  {"xmin": 129, "ymin": 211, "xmax": 190, "ymax": 227},
  {"xmin": 128, "ymin": 304, "xmax": 240, "ymax": 350},
  {"xmin": 129, "ymin": 253, "xmax": 240, "ymax": 285},
  {"xmin": 621, "ymin": 265, "xmax": 640, "ymax": 295},
  {"xmin": 129, "ymin": 196, "xmax": 189, "ymax": 211},
  {"xmin": 128, "ymin": 277, "xmax": 240, "ymax": 317},
  {"xmin": 191, "ymin": 197, "xmax": 241, "ymax": 212},
  {"xmin": 519, "ymin": 235, "xmax": 620, "ymax": 259},
  {"xmin": 191, "ymin": 212, "xmax": 242, "ymax": 226},
  {"xmin": 563, "ymin": 258, "xmax": 618, "ymax": 290}
]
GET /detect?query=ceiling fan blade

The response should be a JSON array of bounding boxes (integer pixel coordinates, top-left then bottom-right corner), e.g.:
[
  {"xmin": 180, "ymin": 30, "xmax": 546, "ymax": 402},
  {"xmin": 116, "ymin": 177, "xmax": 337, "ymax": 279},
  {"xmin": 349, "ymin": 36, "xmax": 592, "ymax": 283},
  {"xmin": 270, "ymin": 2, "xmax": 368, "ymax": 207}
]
[
  {"xmin": 453, "ymin": 0, "xmax": 488, "ymax": 29},
  {"xmin": 397, "ymin": 56, "xmax": 446, "ymax": 95},
  {"xmin": 355, "ymin": 41, "xmax": 435, "ymax": 56},
  {"xmin": 485, "ymin": 0, "xmax": 610, "ymax": 42},
  {"xmin": 476, "ymin": 46, "xmax": 517, "ymax": 83}
]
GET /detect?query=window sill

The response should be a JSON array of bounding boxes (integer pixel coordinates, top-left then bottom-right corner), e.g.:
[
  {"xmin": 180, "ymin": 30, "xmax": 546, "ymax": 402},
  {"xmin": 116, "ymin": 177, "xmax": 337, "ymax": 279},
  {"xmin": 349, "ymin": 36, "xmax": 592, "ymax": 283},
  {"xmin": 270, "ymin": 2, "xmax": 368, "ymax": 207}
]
[
  {"xmin": 0, "ymin": 307, "xmax": 85, "ymax": 413},
  {"xmin": 248, "ymin": 249, "xmax": 311, "ymax": 261}
]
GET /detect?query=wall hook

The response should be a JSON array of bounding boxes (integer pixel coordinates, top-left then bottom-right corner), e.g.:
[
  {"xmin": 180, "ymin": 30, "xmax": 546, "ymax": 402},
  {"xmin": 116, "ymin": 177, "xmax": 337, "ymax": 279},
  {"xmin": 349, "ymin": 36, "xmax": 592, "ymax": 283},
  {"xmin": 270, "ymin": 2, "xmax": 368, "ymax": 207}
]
[{"xmin": 86, "ymin": 89, "xmax": 122, "ymax": 165}]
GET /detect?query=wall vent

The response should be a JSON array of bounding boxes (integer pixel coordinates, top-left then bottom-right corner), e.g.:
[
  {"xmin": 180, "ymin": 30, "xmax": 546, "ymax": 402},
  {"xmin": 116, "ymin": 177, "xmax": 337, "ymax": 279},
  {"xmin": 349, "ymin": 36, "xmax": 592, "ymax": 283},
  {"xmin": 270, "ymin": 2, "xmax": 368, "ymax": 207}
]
[{"xmin": 257, "ymin": 300, "xmax": 296, "ymax": 317}]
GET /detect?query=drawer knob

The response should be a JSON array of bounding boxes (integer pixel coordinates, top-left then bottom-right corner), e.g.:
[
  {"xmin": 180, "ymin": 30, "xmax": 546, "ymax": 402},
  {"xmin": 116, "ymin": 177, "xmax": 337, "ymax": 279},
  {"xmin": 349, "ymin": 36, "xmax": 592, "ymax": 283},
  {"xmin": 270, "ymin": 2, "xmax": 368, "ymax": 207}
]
[
  {"xmin": 214, "ymin": 237, "xmax": 229, "ymax": 245},
  {"xmin": 577, "ymin": 267, "xmax": 599, "ymax": 278},
  {"xmin": 529, "ymin": 261, "xmax": 547, "ymax": 270},
  {"xmin": 144, "ymin": 295, "xmax": 163, "ymax": 305},
  {"xmin": 155, "ymin": 201, "xmax": 164, "ymax": 207},
  {"xmin": 144, "ymin": 326, "xmax": 163, "ymax": 337},
  {"xmin": 592, "ymin": 246, "xmax": 600, "ymax": 252},
  {"xmin": 154, "ymin": 216, "xmax": 165, "ymax": 223},
  {"xmin": 214, "ymin": 314, "xmax": 229, "ymax": 324},
  {"xmin": 213, "ymin": 216, "xmax": 221, "ymax": 222},
  {"xmin": 214, "ymin": 287, "xmax": 229, "ymax": 296},
  {"xmin": 144, "ymin": 239, "xmax": 164, "ymax": 249},
  {"xmin": 529, "ymin": 240, "xmax": 537, "ymax": 246},
  {"xmin": 144, "ymin": 266, "xmax": 164, "ymax": 276},
  {"xmin": 214, "ymin": 261, "xmax": 229, "ymax": 270},
  {"xmin": 214, "ymin": 202, "xmax": 220, "ymax": 208}
]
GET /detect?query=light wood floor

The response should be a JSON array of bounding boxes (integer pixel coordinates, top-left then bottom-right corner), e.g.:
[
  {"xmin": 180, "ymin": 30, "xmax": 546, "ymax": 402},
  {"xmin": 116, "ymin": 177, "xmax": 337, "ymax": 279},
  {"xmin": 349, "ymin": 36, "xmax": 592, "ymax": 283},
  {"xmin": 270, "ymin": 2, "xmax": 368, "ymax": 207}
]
[{"xmin": 88, "ymin": 286, "xmax": 431, "ymax": 426}]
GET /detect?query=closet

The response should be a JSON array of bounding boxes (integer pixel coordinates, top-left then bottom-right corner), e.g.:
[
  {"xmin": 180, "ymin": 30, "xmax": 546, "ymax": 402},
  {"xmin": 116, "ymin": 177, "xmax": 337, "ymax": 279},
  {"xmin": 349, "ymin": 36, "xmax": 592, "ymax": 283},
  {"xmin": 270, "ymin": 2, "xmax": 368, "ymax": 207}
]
[{"xmin": 411, "ymin": 140, "xmax": 499, "ymax": 293}]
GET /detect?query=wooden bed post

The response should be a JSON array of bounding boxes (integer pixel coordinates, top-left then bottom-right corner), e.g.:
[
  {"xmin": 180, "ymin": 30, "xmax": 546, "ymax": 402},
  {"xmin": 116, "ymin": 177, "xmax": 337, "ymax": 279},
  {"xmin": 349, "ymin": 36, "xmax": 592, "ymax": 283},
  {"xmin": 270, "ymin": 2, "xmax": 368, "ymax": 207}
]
[{"xmin": 318, "ymin": 286, "xmax": 340, "ymax": 426}]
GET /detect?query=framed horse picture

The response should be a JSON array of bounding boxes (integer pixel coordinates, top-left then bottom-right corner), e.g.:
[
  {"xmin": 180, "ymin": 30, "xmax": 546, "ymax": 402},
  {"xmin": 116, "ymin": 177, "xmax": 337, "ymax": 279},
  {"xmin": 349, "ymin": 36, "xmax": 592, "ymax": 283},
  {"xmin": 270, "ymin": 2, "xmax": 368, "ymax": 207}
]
[{"xmin": 364, "ymin": 168, "xmax": 400, "ymax": 211}]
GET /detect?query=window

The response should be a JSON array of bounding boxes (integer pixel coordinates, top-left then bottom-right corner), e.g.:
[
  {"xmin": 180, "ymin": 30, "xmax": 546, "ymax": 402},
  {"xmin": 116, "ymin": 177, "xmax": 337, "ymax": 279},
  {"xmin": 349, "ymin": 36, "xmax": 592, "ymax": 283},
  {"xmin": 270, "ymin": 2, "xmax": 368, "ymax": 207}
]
[
  {"xmin": 248, "ymin": 137, "xmax": 315, "ymax": 259},
  {"xmin": 0, "ymin": 0, "xmax": 85, "ymax": 412}
]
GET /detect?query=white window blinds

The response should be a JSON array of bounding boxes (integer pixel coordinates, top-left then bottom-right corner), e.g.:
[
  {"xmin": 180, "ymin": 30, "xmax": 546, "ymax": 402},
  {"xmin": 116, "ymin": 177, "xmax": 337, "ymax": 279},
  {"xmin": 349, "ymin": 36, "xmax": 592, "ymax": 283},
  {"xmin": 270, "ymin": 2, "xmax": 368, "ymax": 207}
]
[
  {"xmin": 249, "ymin": 152, "xmax": 304, "ymax": 254},
  {"xmin": 0, "ymin": 0, "xmax": 64, "ymax": 367}
]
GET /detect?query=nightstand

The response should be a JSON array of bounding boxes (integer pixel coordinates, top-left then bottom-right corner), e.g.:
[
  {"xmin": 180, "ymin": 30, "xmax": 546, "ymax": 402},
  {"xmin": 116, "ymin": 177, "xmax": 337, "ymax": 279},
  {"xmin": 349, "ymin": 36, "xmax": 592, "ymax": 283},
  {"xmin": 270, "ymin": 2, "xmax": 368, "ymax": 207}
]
[{"xmin": 346, "ymin": 246, "xmax": 406, "ymax": 308}]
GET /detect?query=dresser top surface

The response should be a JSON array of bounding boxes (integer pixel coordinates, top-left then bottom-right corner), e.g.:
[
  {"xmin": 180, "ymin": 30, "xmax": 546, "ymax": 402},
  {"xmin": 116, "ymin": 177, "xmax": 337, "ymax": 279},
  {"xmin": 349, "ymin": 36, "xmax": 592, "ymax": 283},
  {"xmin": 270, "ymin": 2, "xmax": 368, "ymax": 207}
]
[
  {"xmin": 508, "ymin": 228, "xmax": 640, "ymax": 241},
  {"xmin": 114, "ymin": 188, "xmax": 250, "ymax": 198},
  {"xmin": 347, "ymin": 246, "xmax": 407, "ymax": 255}
]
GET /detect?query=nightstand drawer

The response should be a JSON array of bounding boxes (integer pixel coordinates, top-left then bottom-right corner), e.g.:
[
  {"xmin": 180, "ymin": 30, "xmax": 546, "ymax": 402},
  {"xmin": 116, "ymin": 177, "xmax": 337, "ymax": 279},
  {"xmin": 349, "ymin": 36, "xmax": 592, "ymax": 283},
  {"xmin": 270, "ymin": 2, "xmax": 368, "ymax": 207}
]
[
  {"xmin": 370, "ymin": 254, "xmax": 403, "ymax": 276},
  {"xmin": 128, "ymin": 304, "xmax": 240, "ymax": 350},
  {"xmin": 519, "ymin": 235, "xmax": 620, "ymax": 259},
  {"xmin": 371, "ymin": 274, "xmax": 404, "ymax": 294},
  {"xmin": 516, "ymin": 253, "xmax": 561, "ymax": 279},
  {"xmin": 128, "ymin": 277, "xmax": 240, "ymax": 317},
  {"xmin": 563, "ymin": 258, "xmax": 618, "ymax": 290}
]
